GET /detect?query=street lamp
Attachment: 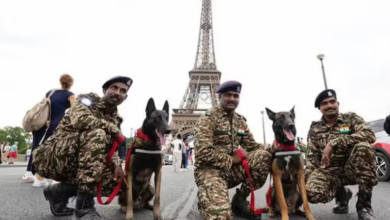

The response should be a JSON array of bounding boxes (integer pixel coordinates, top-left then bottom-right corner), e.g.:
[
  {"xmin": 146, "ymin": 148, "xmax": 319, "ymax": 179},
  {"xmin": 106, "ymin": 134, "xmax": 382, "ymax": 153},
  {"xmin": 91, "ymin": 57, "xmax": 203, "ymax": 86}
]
[
  {"xmin": 317, "ymin": 54, "xmax": 328, "ymax": 89},
  {"xmin": 260, "ymin": 111, "xmax": 266, "ymax": 145}
]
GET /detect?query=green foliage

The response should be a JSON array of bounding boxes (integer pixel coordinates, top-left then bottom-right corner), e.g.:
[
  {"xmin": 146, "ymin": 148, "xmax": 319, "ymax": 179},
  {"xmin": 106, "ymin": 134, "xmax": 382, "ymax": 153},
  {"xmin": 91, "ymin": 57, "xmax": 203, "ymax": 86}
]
[
  {"xmin": 126, "ymin": 137, "xmax": 134, "ymax": 150},
  {"xmin": 0, "ymin": 126, "xmax": 32, "ymax": 154}
]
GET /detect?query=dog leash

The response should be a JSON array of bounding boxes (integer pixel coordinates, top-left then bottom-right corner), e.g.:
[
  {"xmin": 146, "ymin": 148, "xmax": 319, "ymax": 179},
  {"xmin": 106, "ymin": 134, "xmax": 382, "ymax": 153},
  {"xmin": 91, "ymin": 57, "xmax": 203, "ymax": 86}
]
[
  {"xmin": 236, "ymin": 149, "xmax": 272, "ymax": 215},
  {"xmin": 97, "ymin": 136, "xmax": 125, "ymax": 205},
  {"xmin": 97, "ymin": 130, "xmax": 151, "ymax": 205}
]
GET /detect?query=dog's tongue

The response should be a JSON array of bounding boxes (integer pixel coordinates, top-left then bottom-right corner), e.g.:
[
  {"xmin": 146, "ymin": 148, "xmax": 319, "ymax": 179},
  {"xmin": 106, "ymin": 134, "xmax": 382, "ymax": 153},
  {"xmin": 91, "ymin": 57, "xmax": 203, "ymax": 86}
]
[
  {"xmin": 156, "ymin": 131, "xmax": 166, "ymax": 146},
  {"xmin": 283, "ymin": 129, "xmax": 295, "ymax": 141}
]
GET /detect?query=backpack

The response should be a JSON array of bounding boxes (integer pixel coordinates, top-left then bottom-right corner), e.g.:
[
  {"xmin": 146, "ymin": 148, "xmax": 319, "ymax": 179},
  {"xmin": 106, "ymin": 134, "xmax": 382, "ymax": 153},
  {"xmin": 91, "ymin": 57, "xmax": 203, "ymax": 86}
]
[{"xmin": 22, "ymin": 90, "xmax": 56, "ymax": 132}]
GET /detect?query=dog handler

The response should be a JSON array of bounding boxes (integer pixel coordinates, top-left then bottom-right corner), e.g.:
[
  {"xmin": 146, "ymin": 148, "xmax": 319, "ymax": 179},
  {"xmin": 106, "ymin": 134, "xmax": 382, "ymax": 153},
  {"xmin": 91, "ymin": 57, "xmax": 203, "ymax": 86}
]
[
  {"xmin": 32, "ymin": 76, "xmax": 131, "ymax": 220},
  {"xmin": 305, "ymin": 89, "xmax": 377, "ymax": 220},
  {"xmin": 194, "ymin": 80, "xmax": 272, "ymax": 220}
]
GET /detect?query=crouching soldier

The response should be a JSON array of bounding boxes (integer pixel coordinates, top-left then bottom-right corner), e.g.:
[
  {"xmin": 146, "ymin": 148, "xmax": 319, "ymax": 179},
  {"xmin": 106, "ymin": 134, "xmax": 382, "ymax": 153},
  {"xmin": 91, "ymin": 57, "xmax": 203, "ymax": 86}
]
[
  {"xmin": 305, "ymin": 89, "xmax": 377, "ymax": 220},
  {"xmin": 33, "ymin": 76, "xmax": 132, "ymax": 220},
  {"xmin": 194, "ymin": 80, "xmax": 272, "ymax": 220}
]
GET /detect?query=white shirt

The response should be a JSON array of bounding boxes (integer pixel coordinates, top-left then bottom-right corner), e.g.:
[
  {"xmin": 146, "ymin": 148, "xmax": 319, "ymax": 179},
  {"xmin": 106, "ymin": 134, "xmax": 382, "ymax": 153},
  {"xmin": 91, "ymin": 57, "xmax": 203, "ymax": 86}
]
[
  {"xmin": 171, "ymin": 139, "xmax": 184, "ymax": 152},
  {"xmin": 26, "ymin": 149, "xmax": 32, "ymax": 156}
]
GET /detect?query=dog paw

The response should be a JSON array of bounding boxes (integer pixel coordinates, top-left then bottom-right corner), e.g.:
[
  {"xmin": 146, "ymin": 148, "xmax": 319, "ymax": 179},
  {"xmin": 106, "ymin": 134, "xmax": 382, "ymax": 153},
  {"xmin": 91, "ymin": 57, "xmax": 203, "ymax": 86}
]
[
  {"xmin": 119, "ymin": 206, "xmax": 127, "ymax": 213},
  {"xmin": 306, "ymin": 213, "xmax": 316, "ymax": 220},
  {"xmin": 268, "ymin": 211, "xmax": 275, "ymax": 218},
  {"xmin": 153, "ymin": 211, "xmax": 163, "ymax": 220},
  {"xmin": 125, "ymin": 215, "xmax": 134, "ymax": 220}
]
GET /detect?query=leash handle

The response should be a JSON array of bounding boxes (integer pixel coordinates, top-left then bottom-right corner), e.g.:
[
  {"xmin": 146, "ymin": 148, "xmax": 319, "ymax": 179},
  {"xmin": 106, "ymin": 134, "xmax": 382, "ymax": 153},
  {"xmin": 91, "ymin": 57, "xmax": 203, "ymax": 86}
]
[
  {"xmin": 97, "ymin": 136, "xmax": 125, "ymax": 205},
  {"xmin": 236, "ymin": 149, "xmax": 272, "ymax": 215}
]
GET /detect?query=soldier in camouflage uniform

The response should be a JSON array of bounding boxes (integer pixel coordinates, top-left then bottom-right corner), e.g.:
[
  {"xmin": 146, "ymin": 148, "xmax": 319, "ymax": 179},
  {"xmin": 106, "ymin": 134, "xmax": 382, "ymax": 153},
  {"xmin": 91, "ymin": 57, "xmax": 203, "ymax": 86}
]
[
  {"xmin": 32, "ymin": 76, "xmax": 132, "ymax": 220},
  {"xmin": 194, "ymin": 80, "xmax": 272, "ymax": 220},
  {"xmin": 305, "ymin": 89, "xmax": 377, "ymax": 220}
]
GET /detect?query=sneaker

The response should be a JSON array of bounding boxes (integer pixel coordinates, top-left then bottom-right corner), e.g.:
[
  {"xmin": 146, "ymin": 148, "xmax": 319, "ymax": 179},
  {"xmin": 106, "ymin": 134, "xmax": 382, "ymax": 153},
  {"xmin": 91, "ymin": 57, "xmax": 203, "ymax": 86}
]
[
  {"xmin": 21, "ymin": 172, "xmax": 35, "ymax": 183},
  {"xmin": 33, "ymin": 179, "xmax": 49, "ymax": 187}
]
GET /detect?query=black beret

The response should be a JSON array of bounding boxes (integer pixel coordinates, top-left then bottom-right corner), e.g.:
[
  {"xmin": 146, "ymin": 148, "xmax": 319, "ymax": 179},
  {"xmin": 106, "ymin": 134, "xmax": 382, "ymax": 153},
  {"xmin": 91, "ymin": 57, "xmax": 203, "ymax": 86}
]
[
  {"xmin": 102, "ymin": 76, "xmax": 133, "ymax": 91},
  {"xmin": 216, "ymin": 80, "xmax": 242, "ymax": 94},
  {"xmin": 314, "ymin": 89, "xmax": 337, "ymax": 108}
]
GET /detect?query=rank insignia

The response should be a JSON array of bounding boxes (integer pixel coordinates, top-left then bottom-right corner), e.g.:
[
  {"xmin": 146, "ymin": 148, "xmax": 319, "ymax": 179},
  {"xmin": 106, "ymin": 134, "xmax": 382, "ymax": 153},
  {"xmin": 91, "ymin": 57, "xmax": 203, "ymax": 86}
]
[
  {"xmin": 80, "ymin": 98, "xmax": 92, "ymax": 108},
  {"xmin": 237, "ymin": 128, "xmax": 245, "ymax": 135},
  {"xmin": 339, "ymin": 125, "xmax": 350, "ymax": 134}
]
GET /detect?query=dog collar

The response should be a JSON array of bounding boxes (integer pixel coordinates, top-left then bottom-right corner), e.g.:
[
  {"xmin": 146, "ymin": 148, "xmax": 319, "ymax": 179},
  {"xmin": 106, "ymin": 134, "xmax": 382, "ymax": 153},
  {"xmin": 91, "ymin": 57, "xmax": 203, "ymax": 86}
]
[
  {"xmin": 274, "ymin": 140, "xmax": 296, "ymax": 151},
  {"xmin": 137, "ymin": 130, "xmax": 151, "ymax": 142}
]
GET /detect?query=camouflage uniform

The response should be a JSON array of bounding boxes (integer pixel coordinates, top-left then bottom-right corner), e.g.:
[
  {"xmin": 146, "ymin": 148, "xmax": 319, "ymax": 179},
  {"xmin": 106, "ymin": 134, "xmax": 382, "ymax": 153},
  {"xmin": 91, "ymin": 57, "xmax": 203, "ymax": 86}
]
[
  {"xmin": 194, "ymin": 106, "xmax": 272, "ymax": 220},
  {"xmin": 305, "ymin": 112, "xmax": 377, "ymax": 218},
  {"xmin": 33, "ymin": 93, "xmax": 124, "ymax": 218}
]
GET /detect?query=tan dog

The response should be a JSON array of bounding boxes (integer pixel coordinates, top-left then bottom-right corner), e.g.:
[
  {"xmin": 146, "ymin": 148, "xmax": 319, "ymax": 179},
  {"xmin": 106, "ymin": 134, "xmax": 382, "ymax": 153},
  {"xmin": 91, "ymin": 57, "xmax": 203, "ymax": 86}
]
[
  {"xmin": 118, "ymin": 98, "xmax": 170, "ymax": 220},
  {"xmin": 265, "ymin": 107, "xmax": 316, "ymax": 220}
]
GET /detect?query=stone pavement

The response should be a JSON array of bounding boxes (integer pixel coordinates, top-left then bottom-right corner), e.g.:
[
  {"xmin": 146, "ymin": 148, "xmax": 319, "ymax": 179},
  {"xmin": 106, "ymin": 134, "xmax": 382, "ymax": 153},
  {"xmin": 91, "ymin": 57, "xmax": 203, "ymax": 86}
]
[
  {"xmin": 0, "ymin": 166, "xmax": 389, "ymax": 220},
  {"xmin": 0, "ymin": 161, "xmax": 28, "ymax": 167}
]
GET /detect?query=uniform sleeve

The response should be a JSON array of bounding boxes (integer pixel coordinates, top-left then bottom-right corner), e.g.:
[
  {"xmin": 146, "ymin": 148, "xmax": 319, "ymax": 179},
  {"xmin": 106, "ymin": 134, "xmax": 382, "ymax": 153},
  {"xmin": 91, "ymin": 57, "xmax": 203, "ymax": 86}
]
[
  {"xmin": 240, "ymin": 121, "xmax": 262, "ymax": 152},
  {"xmin": 304, "ymin": 127, "xmax": 322, "ymax": 181},
  {"xmin": 194, "ymin": 114, "xmax": 233, "ymax": 170},
  {"xmin": 329, "ymin": 113, "xmax": 376, "ymax": 148},
  {"xmin": 110, "ymin": 152, "xmax": 122, "ymax": 169},
  {"xmin": 67, "ymin": 99, "xmax": 121, "ymax": 135}
]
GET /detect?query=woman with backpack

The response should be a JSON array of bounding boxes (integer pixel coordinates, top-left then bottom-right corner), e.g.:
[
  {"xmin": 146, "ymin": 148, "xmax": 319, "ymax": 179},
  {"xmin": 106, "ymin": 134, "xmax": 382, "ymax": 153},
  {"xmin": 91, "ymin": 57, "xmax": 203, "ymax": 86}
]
[{"xmin": 21, "ymin": 74, "xmax": 75, "ymax": 187}]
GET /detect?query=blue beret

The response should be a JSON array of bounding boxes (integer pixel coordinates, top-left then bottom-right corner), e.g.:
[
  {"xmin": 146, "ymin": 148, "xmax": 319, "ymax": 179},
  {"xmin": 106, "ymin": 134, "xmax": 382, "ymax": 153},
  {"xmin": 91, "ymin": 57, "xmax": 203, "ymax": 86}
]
[
  {"xmin": 314, "ymin": 89, "xmax": 337, "ymax": 108},
  {"xmin": 216, "ymin": 80, "xmax": 242, "ymax": 94},
  {"xmin": 102, "ymin": 76, "xmax": 133, "ymax": 90}
]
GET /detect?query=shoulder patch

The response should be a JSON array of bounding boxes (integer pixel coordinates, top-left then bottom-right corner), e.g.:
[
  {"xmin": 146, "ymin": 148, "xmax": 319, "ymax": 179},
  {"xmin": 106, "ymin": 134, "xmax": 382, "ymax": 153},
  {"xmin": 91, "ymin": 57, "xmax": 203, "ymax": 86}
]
[{"xmin": 80, "ymin": 98, "xmax": 93, "ymax": 108}]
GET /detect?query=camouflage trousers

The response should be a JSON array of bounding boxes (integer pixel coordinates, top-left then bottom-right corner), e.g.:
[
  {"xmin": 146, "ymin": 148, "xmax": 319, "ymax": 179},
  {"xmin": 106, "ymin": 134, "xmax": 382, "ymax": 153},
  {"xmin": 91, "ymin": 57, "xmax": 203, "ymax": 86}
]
[
  {"xmin": 306, "ymin": 142, "xmax": 378, "ymax": 204},
  {"xmin": 33, "ymin": 128, "xmax": 121, "ymax": 196},
  {"xmin": 194, "ymin": 148, "xmax": 272, "ymax": 220}
]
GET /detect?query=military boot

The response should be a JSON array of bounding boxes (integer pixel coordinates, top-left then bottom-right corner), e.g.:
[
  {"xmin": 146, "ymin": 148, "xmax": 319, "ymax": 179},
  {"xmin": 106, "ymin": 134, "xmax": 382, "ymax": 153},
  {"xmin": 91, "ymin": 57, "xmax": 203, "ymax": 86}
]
[
  {"xmin": 72, "ymin": 191, "xmax": 103, "ymax": 220},
  {"xmin": 332, "ymin": 186, "xmax": 352, "ymax": 214},
  {"xmin": 356, "ymin": 191, "xmax": 376, "ymax": 220},
  {"xmin": 231, "ymin": 188, "xmax": 262, "ymax": 220},
  {"xmin": 43, "ymin": 183, "xmax": 78, "ymax": 216}
]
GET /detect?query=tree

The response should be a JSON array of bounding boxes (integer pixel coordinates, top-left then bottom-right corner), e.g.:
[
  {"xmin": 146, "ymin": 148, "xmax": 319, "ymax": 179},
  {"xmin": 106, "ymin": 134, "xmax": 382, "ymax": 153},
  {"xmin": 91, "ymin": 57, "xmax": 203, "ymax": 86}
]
[
  {"xmin": 0, "ymin": 126, "xmax": 32, "ymax": 154},
  {"xmin": 126, "ymin": 136, "xmax": 134, "ymax": 150}
]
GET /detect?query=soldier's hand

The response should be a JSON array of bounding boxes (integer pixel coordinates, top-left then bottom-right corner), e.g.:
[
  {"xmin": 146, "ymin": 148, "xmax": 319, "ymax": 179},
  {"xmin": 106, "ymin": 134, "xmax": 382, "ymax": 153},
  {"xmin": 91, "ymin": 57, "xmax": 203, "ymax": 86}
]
[
  {"xmin": 233, "ymin": 149, "xmax": 248, "ymax": 164},
  {"xmin": 321, "ymin": 143, "xmax": 333, "ymax": 168},
  {"xmin": 113, "ymin": 166, "xmax": 127, "ymax": 186}
]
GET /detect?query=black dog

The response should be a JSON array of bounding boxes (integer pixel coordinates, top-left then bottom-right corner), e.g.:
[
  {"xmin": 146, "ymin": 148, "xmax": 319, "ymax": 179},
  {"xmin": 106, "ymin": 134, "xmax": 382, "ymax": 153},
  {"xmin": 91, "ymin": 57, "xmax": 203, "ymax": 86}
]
[
  {"xmin": 119, "ymin": 98, "xmax": 171, "ymax": 220},
  {"xmin": 265, "ymin": 107, "xmax": 316, "ymax": 220}
]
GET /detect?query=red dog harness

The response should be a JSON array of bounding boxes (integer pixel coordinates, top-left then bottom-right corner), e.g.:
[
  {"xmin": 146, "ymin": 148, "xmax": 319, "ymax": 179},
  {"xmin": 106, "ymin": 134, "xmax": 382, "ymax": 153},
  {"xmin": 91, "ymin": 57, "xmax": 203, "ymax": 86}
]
[{"xmin": 273, "ymin": 140, "xmax": 296, "ymax": 151}]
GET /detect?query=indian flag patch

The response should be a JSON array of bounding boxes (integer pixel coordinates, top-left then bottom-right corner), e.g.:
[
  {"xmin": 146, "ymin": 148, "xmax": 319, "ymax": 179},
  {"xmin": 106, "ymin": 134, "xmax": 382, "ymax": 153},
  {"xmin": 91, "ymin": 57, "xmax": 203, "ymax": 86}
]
[
  {"xmin": 339, "ymin": 126, "xmax": 350, "ymax": 134},
  {"xmin": 237, "ymin": 128, "xmax": 245, "ymax": 135}
]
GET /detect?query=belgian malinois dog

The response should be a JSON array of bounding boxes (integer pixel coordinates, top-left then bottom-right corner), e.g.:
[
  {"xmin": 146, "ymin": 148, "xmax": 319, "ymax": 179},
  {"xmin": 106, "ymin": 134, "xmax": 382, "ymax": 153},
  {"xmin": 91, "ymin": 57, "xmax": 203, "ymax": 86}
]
[
  {"xmin": 265, "ymin": 107, "xmax": 316, "ymax": 220},
  {"xmin": 118, "ymin": 98, "xmax": 171, "ymax": 220}
]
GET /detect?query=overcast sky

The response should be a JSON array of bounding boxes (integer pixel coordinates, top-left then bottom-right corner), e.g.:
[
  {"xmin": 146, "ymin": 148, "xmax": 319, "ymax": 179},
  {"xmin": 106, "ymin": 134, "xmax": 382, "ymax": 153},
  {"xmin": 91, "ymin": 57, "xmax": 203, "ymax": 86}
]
[{"xmin": 1, "ymin": 0, "xmax": 389, "ymax": 143}]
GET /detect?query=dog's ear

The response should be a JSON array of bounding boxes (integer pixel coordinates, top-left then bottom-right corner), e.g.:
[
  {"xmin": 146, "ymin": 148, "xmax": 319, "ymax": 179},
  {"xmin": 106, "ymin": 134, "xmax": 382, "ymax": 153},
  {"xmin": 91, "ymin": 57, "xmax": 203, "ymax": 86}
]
[
  {"xmin": 162, "ymin": 100, "xmax": 169, "ymax": 115},
  {"xmin": 146, "ymin": 98, "xmax": 156, "ymax": 116},
  {"xmin": 290, "ymin": 105, "xmax": 295, "ymax": 118},
  {"xmin": 265, "ymin": 108, "xmax": 276, "ymax": 121}
]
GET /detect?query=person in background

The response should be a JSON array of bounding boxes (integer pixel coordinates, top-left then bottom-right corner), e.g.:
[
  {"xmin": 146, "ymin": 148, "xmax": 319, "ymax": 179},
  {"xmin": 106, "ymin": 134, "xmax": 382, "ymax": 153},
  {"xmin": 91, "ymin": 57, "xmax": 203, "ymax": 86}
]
[
  {"xmin": 3, "ymin": 142, "xmax": 10, "ymax": 163},
  {"xmin": 118, "ymin": 136, "xmax": 127, "ymax": 162},
  {"xmin": 25, "ymin": 147, "xmax": 32, "ymax": 162},
  {"xmin": 181, "ymin": 136, "xmax": 188, "ymax": 171},
  {"xmin": 21, "ymin": 73, "xmax": 75, "ymax": 187},
  {"xmin": 171, "ymin": 134, "xmax": 183, "ymax": 172},
  {"xmin": 7, "ymin": 142, "xmax": 18, "ymax": 165},
  {"xmin": 0, "ymin": 141, "xmax": 4, "ymax": 164},
  {"xmin": 384, "ymin": 114, "xmax": 390, "ymax": 135},
  {"xmin": 184, "ymin": 138, "xmax": 190, "ymax": 168}
]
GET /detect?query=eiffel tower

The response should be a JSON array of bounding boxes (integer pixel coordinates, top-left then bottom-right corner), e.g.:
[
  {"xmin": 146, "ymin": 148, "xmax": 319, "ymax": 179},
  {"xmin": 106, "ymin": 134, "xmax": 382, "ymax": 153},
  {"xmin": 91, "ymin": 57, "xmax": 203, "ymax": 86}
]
[{"xmin": 169, "ymin": 0, "xmax": 221, "ymax": 142}]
